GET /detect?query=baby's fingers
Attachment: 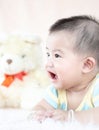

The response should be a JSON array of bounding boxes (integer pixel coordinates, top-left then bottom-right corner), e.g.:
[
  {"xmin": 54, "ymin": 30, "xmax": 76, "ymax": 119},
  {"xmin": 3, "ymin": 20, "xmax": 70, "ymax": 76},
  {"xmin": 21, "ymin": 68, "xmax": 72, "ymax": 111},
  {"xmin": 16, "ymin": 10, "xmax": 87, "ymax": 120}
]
[
  {"xmin": 27, "ymin": 111, "xmax": 45, "ymax": 122},
  {"xmin": 51, "ymin": 110, "xmax": 66, "ymax": 121},
  {"xmin": 44, "ymin": 110, "xmax": 54, "ymax": 118}
]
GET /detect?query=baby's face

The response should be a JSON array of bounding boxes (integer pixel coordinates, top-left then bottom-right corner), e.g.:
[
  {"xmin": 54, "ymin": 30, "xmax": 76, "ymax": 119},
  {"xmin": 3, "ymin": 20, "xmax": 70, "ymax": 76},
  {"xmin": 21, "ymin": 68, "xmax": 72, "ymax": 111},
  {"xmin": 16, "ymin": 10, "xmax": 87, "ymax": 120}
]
[{"xmin": 45, "ymin": 31, "xmax": 84, "ymax": 90}]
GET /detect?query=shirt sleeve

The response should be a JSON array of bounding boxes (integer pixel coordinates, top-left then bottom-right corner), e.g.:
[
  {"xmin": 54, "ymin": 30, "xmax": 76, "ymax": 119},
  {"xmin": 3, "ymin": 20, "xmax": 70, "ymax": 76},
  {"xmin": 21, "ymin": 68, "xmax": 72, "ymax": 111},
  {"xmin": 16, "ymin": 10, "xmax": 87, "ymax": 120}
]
[{"xmin": 44, "ymin": 85, "xmax": 59, "ymax": 109}]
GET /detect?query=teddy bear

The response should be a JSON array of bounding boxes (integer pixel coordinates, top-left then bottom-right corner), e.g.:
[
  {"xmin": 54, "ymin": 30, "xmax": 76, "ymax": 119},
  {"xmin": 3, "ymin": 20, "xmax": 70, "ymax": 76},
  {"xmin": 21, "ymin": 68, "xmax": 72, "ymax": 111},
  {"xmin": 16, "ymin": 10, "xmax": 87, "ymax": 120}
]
[{"xmin": 0, "ymin": 33, "xmax": 50, "ymax": 109}]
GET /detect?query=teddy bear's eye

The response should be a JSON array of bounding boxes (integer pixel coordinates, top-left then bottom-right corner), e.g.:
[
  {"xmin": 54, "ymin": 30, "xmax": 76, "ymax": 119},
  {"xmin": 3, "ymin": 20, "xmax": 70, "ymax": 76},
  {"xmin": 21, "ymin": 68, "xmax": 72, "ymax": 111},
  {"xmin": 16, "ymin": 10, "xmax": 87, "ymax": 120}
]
[{"xmin": 22, "ymin": 54, "xmax": 26, "ymax": 58}]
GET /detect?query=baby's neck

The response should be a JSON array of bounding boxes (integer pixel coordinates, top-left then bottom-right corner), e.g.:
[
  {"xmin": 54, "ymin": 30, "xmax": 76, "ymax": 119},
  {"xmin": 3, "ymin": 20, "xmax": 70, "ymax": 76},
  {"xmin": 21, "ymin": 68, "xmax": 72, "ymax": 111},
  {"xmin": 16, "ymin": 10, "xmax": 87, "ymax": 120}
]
[
  {"xmin": 66, "ymin": 86, "xmax": 89, "ymax": 110},
  {"xmin": 66, "ymin": 78, "xmax": 94, "ymax": 110}
]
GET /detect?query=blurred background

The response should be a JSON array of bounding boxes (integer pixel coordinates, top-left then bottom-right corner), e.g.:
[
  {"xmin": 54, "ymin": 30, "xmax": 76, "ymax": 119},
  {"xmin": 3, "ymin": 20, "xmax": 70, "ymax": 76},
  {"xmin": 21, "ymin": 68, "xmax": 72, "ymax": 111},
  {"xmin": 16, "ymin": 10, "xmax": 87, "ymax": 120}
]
[{"xmin": 0, "ymin": 0, "xmax": 99, "ymax": 40}]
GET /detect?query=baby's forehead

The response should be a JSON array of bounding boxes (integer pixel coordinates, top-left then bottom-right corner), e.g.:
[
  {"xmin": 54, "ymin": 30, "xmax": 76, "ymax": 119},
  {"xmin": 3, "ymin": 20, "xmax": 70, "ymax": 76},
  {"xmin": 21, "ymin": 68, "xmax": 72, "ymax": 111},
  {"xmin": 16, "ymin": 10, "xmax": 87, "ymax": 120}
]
[
  {"xmin": 48, "ymin": 31, "xmax": 76, "ymax": 46},
  {"xmin": 49, "ymin": 30, "xmax": 76, "ymax": 41},
  {"xmin": 46, "ymin": 33, "xmax": 76, "ymax": 53}
]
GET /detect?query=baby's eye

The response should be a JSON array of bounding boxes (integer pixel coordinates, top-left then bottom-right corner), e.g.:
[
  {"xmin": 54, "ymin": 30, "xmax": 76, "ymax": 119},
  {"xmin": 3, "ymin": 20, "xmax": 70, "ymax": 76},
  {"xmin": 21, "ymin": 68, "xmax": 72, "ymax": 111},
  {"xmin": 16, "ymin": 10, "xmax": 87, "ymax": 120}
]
[{"xmin": 55, "ymin": 54, "xmax": 61, "ymax": 58}]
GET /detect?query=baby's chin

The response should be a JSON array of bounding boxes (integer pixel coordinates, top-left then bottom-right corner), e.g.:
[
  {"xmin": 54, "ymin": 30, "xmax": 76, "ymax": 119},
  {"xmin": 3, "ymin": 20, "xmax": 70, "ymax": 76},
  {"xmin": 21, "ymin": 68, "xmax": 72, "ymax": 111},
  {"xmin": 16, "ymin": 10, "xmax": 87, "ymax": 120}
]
[{"xmin": 51, "ymin": 82, "xmax": 63, "ymax": 90}]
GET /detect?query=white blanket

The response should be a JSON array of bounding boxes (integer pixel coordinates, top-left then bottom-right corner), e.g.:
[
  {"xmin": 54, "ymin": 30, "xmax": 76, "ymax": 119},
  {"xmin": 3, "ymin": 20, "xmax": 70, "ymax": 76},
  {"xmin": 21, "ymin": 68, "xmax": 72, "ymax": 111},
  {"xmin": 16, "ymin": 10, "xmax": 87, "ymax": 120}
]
[{"xmin": 0, "ymin": 109, "xmax": 99, "ymax": 130}]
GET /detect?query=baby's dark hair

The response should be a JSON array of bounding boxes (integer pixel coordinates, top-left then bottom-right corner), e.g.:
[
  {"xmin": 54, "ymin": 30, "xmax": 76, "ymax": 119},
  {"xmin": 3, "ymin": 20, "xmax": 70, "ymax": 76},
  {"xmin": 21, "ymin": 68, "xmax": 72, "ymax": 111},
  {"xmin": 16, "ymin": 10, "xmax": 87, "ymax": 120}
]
[{"xmin": 49, "ymin": 15, "xmax": 99, "ymax": 66}]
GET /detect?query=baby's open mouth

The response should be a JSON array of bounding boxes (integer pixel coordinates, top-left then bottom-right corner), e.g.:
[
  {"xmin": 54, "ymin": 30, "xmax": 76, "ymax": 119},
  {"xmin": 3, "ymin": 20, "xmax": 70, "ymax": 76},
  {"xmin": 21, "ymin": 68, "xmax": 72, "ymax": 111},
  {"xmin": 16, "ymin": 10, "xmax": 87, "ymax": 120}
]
[{"xmin": 48, "ymin": 71, "xmax": 58, "ymax": 80}]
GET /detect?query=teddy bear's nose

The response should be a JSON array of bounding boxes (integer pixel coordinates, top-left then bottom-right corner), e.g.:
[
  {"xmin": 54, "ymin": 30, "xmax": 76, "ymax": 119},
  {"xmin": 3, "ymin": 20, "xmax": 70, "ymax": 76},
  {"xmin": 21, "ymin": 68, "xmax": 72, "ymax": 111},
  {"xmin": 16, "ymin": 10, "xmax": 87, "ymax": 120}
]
[{"xmin": 6, "ymin": 59, "xmax": 12, "ymax": 64}]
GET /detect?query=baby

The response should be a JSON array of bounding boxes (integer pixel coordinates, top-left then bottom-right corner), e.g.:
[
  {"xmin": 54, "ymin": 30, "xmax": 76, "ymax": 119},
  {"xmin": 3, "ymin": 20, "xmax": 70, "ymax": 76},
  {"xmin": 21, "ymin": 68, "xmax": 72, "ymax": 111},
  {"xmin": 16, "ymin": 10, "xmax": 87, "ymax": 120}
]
[{"xmin": 32, "ymin": 15, "xmax": 99, "ymax": 125}]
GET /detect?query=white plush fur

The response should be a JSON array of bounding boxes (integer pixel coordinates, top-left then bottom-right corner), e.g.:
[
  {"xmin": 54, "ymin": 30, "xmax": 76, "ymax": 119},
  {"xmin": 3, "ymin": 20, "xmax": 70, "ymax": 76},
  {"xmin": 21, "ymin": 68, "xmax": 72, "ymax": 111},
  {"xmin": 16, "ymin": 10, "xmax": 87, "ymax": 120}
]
[
  {"xmin": 0, "ymin": 34, "xmax": 49, "ymax": 109},
  {"xmin": 0, "ymin": 109, "xmax": 99, "ymax": 130}
]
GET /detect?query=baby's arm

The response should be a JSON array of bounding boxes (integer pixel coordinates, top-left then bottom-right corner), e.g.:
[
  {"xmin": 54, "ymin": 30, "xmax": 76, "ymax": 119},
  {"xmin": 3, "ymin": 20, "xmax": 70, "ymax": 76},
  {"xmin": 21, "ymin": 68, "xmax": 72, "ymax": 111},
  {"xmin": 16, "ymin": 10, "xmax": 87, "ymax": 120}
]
[
  {"xmin": 33, "ymin": 99, "xmax": 54, "ymax": 111},
  {"xmin": 31, "ymin": 99, "xmax": 55, "ymax": 122},
  {"xmin": 30, "ymin": 100, "xmax": 99, "ymax": 124},
  {"xmin": 48, "ymin": 107, "xmax": 99, "ymax": 124},
  {"xmin": 73, "ymin": 107, "xmax": 99, "ymax": 125},
  {"xmin": 39, "ymin": 107, "xmax": 99, "ymax": 124}
]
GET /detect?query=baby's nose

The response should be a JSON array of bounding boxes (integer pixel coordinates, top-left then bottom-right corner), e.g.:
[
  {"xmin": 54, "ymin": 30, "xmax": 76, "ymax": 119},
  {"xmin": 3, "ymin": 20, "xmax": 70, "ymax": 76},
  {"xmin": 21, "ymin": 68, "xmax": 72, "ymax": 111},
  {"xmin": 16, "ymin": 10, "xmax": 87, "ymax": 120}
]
[
  {"xmin": 6, "ymin": 59, "xmax": 12, "ymax": 64},
  {"xmin": 45, "ymin": 59, "xmax": 54, "ymax": 68}
]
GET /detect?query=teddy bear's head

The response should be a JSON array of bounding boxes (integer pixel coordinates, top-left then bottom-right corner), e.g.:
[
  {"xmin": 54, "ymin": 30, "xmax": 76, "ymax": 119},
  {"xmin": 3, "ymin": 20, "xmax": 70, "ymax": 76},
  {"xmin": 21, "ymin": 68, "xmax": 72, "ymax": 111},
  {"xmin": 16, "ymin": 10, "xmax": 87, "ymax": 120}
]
[
  {"xmin": 0, "ymin": 34, "xmax": 50, "ymax": 108},
  {"xmin": 0, "ymin": 34, "xmax": 42, "ymax": 75}
]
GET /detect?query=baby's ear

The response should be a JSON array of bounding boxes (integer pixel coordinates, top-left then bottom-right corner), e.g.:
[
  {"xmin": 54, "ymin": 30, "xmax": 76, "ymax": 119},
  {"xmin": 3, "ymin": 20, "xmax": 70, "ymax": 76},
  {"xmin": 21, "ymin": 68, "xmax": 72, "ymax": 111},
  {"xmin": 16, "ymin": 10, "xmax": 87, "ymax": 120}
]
[{"xmin": 82, "ymin": 57, "xmax": 96, "ymax": 73}]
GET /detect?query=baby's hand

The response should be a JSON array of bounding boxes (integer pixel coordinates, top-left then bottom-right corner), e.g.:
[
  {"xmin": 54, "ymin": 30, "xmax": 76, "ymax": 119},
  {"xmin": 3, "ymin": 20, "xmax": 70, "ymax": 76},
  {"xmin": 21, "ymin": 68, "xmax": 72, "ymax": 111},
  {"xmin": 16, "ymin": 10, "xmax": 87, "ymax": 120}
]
[
  {"xmin": 28, "ymin": 110, "xmax": 53, "ymax": 123},
  {"xmin": 51, "ymin": 109, "xmax": 68, "ymax": 121}
]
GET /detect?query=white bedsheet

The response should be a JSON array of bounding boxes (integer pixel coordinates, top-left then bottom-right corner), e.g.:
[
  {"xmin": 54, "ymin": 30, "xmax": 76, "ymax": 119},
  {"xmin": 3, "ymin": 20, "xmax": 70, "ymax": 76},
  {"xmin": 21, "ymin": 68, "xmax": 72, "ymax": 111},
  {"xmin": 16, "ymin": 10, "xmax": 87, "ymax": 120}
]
[{"xmin": 0, "ymin": 109, "xmax": 99, "ymax": 130}]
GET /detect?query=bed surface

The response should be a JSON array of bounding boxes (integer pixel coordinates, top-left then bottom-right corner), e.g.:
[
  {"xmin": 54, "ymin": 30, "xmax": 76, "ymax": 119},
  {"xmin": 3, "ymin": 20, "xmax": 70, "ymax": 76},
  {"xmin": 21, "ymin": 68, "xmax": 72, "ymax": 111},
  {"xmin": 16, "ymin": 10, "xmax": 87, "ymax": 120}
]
[{"xmin": 0, "ymin": 108, "xmax": 99, "ymax": 130}]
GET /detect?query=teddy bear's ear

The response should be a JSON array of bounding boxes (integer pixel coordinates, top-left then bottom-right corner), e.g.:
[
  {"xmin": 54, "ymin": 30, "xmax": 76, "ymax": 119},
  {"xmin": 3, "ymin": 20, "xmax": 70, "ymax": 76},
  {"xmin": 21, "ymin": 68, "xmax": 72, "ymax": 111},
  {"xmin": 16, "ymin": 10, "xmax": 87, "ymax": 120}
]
[{"xmin": 22, "ymin": 34, "xmax": 42, "ymax": 45}]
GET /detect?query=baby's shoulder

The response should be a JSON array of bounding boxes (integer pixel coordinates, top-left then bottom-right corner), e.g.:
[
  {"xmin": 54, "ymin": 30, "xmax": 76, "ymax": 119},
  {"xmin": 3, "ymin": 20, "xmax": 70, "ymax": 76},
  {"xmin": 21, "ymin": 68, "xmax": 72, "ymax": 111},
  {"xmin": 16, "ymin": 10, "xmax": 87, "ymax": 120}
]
[
  {"xmin": 90, "ymin": 75, "xmax": 99, "ymax": 107},
  {"xmin": 92, "ymin": 75, "xmax": 99, "ymax": 97}
]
